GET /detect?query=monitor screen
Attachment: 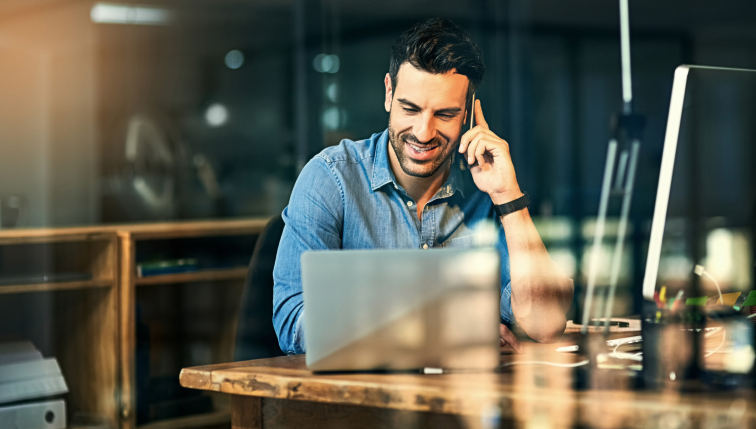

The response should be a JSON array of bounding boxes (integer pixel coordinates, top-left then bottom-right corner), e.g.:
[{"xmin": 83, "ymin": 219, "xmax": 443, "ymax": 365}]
[{"xmin": 643, "ymin": 66, "xmax": 756, "ymax": 300}]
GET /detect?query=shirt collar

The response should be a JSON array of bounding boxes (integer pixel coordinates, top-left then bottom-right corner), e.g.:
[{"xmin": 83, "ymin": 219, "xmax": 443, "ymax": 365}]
[
  {"xmin": 371, "ymin": 128, "xmax": 467, "ymax": 198},
  {"xmin": 370, "ymin": 129, "xmax": 395, "ymax": 191}
]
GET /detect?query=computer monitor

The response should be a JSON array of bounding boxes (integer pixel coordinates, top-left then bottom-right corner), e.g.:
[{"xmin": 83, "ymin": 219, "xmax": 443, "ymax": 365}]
[{"xmin": 643, "ymin": 65, "xmax": 756, "ymax": 301}]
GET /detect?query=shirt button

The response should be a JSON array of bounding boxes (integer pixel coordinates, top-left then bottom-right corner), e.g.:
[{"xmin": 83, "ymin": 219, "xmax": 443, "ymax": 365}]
[
  {"xmin": 407, "ymin": 201, "xmax": 414, "ymax": 207},
  {"xmin": 422, "ymin": 243, "xmax": 429, "ymax": 249}
]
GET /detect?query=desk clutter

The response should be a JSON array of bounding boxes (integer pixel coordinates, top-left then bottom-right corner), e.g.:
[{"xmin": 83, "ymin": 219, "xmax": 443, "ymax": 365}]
[{"xmin": 0, "ymin": 341, "xmax": 67, "ymax": 429}]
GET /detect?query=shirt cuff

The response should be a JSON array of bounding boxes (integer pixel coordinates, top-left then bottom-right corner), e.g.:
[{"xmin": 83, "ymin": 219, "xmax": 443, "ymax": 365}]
[
  {"xmin": 292, "ymin": 310, "xmax": 307, "ymax": 355},
  {"xmin": 500, "ymin": 281, "xmax": 516, "ymax": 325}
]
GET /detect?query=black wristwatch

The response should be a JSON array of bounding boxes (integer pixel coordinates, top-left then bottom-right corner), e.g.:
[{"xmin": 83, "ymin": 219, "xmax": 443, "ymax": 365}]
[{"xmin": 493, "ymin": 192, "xmax": 530, "ymax": 217}]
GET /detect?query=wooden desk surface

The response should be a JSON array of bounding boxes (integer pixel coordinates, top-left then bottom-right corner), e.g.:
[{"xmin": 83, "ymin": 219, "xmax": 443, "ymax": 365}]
[{"xmin": 180, "ymin": 340, "xmax": 756, "ymax": 429}]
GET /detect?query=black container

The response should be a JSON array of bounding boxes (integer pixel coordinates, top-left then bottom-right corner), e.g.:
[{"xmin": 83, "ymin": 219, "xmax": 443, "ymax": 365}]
[
  {"xmin": 699, "ymin": 307, "xmax": 755, "ymax": 390},
  {"xmin": 641, "ymin": 301, "xmax": 704, "ymax": 390}
]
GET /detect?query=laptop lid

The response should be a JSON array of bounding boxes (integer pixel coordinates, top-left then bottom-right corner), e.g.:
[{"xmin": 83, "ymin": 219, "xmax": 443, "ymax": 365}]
[{"xmin": 302, "ymin": 247, "xmax": 500, "ymax": 371}]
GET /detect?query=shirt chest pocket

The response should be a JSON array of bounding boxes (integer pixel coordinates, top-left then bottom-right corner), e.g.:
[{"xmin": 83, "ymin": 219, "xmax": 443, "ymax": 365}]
[{"xmin": 441, "ymin": 235, "xmax": 476, "ymax": 248}]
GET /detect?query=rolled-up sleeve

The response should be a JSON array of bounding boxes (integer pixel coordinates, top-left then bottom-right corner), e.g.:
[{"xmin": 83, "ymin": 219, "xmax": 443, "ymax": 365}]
[
  {"xmin": 272, "ymin": 156, "xmax": 343, "ymax": 355},
  {"xmin": 496, "ymin": 215, "xmax": 515, "ymax": 326}
]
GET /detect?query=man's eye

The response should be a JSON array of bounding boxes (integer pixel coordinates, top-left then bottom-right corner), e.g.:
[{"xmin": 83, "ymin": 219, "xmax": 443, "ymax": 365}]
[
  {"xmin": 437, "ymin": 114, "xmax": 453, "ymax": 119},
  {"xmin": 403, "ymin": 108, "xmax": 418, "ymax": 114}
]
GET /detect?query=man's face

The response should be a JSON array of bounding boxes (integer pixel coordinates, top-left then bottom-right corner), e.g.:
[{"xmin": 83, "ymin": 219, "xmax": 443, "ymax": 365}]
[{"xmin": 384, "ymin": 63, "xmax": 469, "ymax": 178}]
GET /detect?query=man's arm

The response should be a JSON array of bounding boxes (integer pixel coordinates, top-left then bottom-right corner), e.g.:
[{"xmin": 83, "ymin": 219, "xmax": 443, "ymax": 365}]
[
  {"xmin": 460, "ymin": 99, "xmax": 573, "ymax": 343},
  {"xmin": 273, "ymin": 157, "xmax": 343, "ymax": 354},
  {"xmin": 498, "ymin": 204, "xmax": 573, "ymax": 343}
]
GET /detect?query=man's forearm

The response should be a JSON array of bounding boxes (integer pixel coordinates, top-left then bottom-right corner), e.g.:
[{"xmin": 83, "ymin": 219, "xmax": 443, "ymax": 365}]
[{"xmin": 500, "ymin": 208, "xmax": 573, "ymax": 343}]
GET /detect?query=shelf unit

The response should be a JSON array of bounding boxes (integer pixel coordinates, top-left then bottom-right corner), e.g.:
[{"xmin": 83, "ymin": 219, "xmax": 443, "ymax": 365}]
[
  {"xmin": 0, "ymin": 218, "xmax": 270, "ymax": 429},
  {"xmin": 118, "ymin": 218, "xmax": 269, "ymax": 429},
  {"xmin": 0, "ymin": 229, "xmax": 119, "ymax": 428}
]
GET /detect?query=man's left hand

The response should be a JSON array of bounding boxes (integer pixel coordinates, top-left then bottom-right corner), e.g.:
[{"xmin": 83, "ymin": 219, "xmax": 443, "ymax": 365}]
[
  {"xmin": 459, "ymin": 99, "xmax": 522, "ymax": 205},
  {"xmin": 500, "ymin": 323, "xmax": 522, "ymax": 353}
]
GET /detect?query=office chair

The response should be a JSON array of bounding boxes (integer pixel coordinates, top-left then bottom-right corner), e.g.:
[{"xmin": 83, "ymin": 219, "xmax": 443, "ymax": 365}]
[{"xmin": 234, "ymin": 215, "xmax": 286, "ymax": 361}]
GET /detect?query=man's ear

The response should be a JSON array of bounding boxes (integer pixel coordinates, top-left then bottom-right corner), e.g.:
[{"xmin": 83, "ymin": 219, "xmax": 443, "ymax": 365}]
[{"xmin": 384, "ymin": 73, "xmax": 393, "ymax": 113}]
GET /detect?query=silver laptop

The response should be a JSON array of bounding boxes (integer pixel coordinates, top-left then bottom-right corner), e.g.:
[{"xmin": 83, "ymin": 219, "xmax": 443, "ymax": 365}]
[{"xmin": 302, "ymin": 247, "xmax": 501, "ymax": 372}]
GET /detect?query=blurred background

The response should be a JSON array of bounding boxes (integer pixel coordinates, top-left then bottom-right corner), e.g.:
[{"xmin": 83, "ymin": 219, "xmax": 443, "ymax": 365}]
[
  {"xmin": 2, "ymin": 0, "xmax": 756, "ymax": 316},
  {"xmin": 2, "ymin": 0, "xmax": 756, "ymax": 427}
]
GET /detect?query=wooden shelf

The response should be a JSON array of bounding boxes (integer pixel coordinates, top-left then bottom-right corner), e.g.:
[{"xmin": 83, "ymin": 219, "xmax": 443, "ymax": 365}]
[
  {"xmin": 137, "ymin": 410, "xmax": 230, "ymax": 429},
  {"xmin": 135, "ymin": 267, "xmax": 248, "ymax": 286},
  {"xmin": 119, "ymin": 218, "xmax": 269, "ymax": 240},
  {"xmin": 0, "ymin": 279, "xmax": 113, "ymax": 295},
  {"xmin": 0, "ymin": 217, "xmax": 269, "ymax": 245}
]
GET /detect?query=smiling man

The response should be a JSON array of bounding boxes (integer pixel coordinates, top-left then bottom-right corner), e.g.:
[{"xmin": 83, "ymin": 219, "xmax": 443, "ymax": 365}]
[{"xmin": 273, "ymin": 18, "xmax": 573, "ymax": 355}]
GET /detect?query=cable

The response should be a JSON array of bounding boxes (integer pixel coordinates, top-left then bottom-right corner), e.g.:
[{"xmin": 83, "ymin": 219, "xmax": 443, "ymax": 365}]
[
  {"xmin": 694, "ymin": 264, "xmax": 723, "ymax": 304},
  {"xmin": 691, "ymin": 264, "xmax": 728, "ymax": 357},
  {"xmin": 704, "ymin": 327, "xmax": 725, "ymax": 355},
  {"xmin": 606, "ymin": 352, "xmax": 643, "ymax": 362},
  {"xmin": 704, "ymin": 327, "xmax": 727, "ymax": 358},
  {"xmin": 500, "ymin": 360, "xmax": 589, "ymax": 369}
]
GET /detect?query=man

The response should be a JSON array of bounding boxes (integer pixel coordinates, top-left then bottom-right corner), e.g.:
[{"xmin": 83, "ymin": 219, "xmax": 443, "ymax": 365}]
[{"xmin": 273, "ymin": 18, "xmax": 573, "ymax": 356}]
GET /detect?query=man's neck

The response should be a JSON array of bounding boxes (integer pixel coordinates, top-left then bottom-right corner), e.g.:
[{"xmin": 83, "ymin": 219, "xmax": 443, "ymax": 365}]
[{"xmin": 388, "ymin": 141, "xmax": 450, "ymax": 209}]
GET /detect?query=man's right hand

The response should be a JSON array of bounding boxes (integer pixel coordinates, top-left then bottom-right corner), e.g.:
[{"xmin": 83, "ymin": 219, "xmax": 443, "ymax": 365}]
[{"xmin": 500, "ymin": 324, "xmax": 522, "ymax": 353}]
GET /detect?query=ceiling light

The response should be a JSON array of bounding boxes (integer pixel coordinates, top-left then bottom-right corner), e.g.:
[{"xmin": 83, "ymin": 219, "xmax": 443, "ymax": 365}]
[
  {"xmin": 313, "ymin": 54, "xmax": 340, "ymax": 74},
  {"xmin": 225, "ymin": 50, "xmax": 245, "ymax": 70},
  {"xmin": 90, "ymin": 3, "xmax": 172, "ymax": 25},
  {"xmin": 205, "ymin": 103, "xmax": 228, "ymax": 127}
]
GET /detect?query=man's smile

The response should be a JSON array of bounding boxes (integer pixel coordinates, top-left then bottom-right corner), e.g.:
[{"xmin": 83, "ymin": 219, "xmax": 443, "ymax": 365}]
[{"xmin": 404, "ymin": 140, "xmax": 440, "ymax": 160}]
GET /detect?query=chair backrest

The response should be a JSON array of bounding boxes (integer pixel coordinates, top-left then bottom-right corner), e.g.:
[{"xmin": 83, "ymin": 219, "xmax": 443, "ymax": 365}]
[{"xmin": 234, "ymin": 215, "xmax": 285, "ymax": 361}]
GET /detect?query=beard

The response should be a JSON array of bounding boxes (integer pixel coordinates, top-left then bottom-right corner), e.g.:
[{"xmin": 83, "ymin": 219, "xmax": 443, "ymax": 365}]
[{"xmin": 388, "ymin": 118, "xmax": 459, "ymax": 179}]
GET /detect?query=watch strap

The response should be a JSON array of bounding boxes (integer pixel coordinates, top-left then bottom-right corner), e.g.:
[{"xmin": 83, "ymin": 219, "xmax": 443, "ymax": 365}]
[{"xmin": 493, "ymin": 192, "xmax": 530, "ymax": 217}]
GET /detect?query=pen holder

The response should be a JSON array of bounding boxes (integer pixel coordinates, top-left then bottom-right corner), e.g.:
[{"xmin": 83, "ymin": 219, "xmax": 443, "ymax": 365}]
[{"xmin": 641, "ymin": 302, "xmax": 703, "ymax": 390}]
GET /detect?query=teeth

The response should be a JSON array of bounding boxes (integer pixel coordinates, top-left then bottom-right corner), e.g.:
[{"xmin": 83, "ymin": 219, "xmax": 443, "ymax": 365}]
[{"xmin": 409, "ymin": 143, "xmax": 434, "ymax": 153}]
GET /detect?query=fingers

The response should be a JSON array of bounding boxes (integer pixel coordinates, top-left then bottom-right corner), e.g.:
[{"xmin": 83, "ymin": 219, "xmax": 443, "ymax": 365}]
[
  {"xmin": 458, "ymin": 99, "xmax": 488, "ymax": 153},
  {"xmin": 500, "ymin": 324, "xmax": 522, "ymax": 353},
  {"xmin": 474, "ymin": 139, "xmax": 487, "ymax": 166},
  {"xmin": 465, "ymin": 131, "xmax": 496, "ymax": 165},
  {"xmin": 458, "ymin": 100, "xmax": 502, "ymax": 165},
  {"xmin": 474, "ymin": 99, "xmax": 489, "ymax": 129},
  {"xmin": 459, "ymin": 125, "xmax": 486, "ymax": 155}
]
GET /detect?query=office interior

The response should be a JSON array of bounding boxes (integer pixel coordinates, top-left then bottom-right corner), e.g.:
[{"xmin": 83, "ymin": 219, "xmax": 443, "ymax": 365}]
[{"xmin": 1, "ymin": 0, "xmax": 756, "ymax": 428}]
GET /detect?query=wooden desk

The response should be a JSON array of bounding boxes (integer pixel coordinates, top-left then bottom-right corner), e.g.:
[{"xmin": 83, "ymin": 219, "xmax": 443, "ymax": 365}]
[{"xmin": 179, "ymin": 340, "xmax": 756, "ymax": 429}]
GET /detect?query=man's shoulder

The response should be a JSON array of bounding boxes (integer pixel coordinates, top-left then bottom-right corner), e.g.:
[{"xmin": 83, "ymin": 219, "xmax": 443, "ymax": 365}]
[{"xmin": 315, "ymin": 131, "xmax": 384, "ymax": 166}]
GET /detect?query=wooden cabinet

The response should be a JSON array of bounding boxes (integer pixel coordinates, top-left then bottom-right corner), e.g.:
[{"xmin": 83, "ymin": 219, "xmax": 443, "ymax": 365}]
[
  {"xmin": 0, "ymin": 229, "xmax": 120, "ymax": 427},
  {"xmin": 0, "ymin": 218, "xmax": 270, "ymax": 429},
  {"xmin": 117, "ymin": 219, "xmax": 268, "ymax": 429}
]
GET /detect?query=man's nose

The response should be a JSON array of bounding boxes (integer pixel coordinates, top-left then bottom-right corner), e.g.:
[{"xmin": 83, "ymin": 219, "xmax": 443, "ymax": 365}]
[{"xmin": 413, "ymin": 114, "xmax": 437, "ymax": 143}]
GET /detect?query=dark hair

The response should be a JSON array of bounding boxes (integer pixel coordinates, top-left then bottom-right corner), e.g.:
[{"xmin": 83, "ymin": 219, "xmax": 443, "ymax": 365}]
[{"xmin": 389, "ymin": 18, "xmax": 485, "ymax": 107}]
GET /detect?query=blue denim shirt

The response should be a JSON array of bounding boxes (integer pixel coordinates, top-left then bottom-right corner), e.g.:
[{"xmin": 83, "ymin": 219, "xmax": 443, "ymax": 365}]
[{"xmin": 272, "ymin": 129, "xmax": 514, "ymax": 355}]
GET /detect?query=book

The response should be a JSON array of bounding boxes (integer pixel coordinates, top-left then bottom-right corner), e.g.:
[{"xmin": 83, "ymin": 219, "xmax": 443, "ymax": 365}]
[{"xmin": 137, "ymin": 259, "xmax": 199, "ymax": 277}]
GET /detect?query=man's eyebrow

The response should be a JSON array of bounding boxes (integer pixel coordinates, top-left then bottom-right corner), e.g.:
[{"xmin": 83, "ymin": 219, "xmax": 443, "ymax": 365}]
[
  {"xmin": 397, "ymin": 98, "xmax": 463, "ymax": 115},
  {"xmin": 397, "ymin": 98, "xmax": 421, "ymax": 110},
  {"xmin": 436, "ymin": 107, "xmax": 463, "ymax": 115}
]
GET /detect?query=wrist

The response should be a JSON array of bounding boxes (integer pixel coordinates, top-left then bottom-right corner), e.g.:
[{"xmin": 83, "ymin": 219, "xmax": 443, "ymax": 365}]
[{"xmin": 489, "ymin": 188, "xmax": 523, "ymax": 205}]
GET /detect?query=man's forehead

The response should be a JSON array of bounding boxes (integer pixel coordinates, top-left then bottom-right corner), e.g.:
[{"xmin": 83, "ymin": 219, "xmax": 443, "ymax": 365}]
[{"xmin": 394, "ymin": 63, "xmax": 468, "ymax": 107}]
